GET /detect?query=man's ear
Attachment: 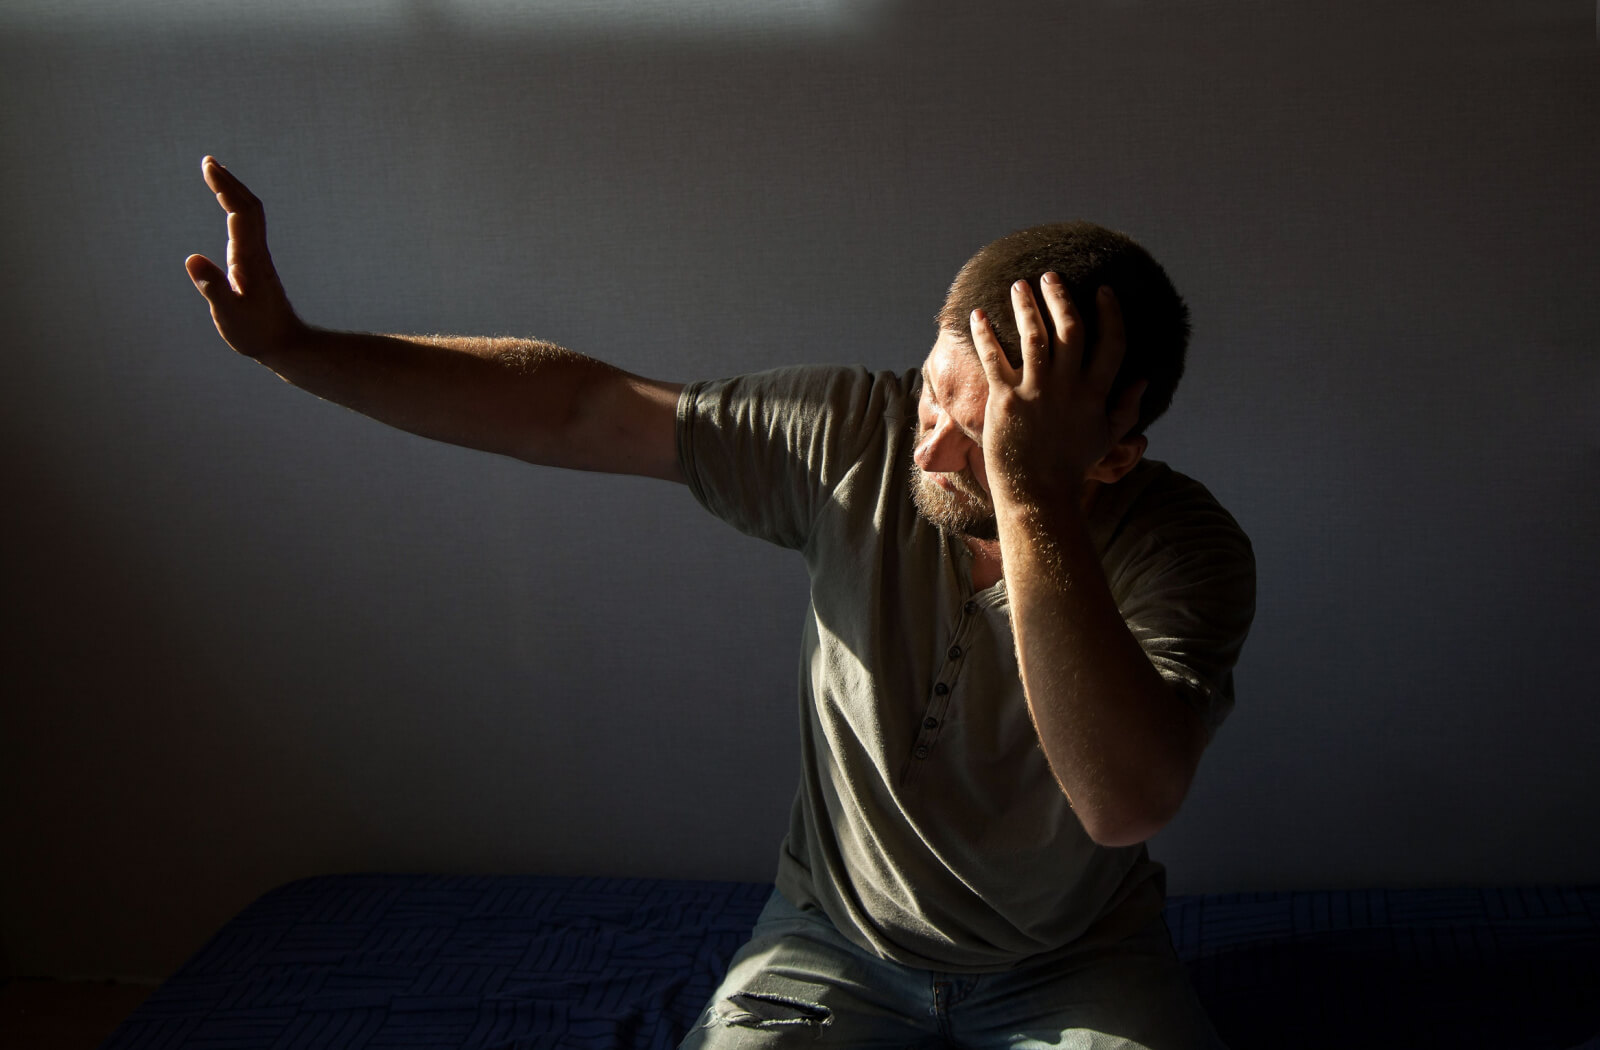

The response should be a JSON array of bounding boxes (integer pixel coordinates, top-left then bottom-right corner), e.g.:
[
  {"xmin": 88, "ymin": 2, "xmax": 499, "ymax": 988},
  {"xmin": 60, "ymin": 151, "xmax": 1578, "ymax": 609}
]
[{"xmin": 1086, "ymin": 434, "xmax": 1147, "ymax": 486}]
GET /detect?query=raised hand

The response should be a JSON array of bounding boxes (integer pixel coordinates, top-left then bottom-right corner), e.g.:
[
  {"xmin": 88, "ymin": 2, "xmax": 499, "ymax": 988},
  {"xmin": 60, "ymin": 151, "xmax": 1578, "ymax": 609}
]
[
  {"xmin": 185, "ymin": 157, "xmax": 305, "ymax": 359},
  {"xmin": 968, "ymin": 274, "xmax": 1146, "ymax": 506}
]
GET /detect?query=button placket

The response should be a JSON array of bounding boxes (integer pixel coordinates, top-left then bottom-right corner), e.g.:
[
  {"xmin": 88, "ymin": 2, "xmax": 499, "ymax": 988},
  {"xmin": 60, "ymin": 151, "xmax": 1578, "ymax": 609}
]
[{"xmin": 909, "ymin": 598, "xmax": 982, "ymax": 764}]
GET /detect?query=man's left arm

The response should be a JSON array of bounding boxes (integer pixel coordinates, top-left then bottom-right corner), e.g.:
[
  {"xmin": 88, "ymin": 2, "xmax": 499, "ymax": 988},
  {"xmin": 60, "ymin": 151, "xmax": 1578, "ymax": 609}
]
[{"xmin": 972, "ymin": 276, "xmax": 1211, "ymax": 849}]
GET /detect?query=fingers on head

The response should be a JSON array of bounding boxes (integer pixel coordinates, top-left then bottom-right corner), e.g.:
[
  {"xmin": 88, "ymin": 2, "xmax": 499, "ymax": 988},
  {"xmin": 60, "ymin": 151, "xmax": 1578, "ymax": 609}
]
[
  {"xmin": 1097, "ymin": 285, "xmax": 1125, "ymax": 330},
  {"xmin": 1012, "ymin": 280, "xmax": 1050, "ymax": 365},
  {"xmin": 1040, "ymin": 275, "xmax": 1077, "ymax": 342},
  {"xmin": 969, "ymin": 309, "xmax": 1008, "ymax": 380},
  {"xmin": 1088, "ymin": 286, "xmax": 1128, "ymax": 382}
]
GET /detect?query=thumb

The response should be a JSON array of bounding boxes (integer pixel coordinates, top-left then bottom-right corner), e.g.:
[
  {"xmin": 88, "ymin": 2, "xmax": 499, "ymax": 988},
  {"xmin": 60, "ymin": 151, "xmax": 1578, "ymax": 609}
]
[{"xmin": 185, "ymin": 253, "xmax": 231, "ymax": 302}]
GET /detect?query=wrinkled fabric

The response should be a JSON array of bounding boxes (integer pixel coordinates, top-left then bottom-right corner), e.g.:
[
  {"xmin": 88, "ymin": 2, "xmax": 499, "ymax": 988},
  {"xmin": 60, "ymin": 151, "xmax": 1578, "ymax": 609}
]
[{"xmin": 677, "ymin": 365, "xmax": 1255, "ymax": 972}]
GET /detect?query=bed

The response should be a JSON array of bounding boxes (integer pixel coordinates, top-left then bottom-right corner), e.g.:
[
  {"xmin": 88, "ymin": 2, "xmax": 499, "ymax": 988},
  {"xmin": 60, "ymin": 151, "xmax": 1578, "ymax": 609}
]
[{"xmin": 101, "ymin": 874, "xmax": 1600, "ymax": 1049}]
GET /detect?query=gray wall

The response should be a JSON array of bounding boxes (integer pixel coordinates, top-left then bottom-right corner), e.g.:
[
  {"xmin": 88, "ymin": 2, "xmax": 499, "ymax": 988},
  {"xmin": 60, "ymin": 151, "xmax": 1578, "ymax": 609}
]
[{"xmin": 2, "ymin": 0, "xmax": 1596, "ymax": 981}]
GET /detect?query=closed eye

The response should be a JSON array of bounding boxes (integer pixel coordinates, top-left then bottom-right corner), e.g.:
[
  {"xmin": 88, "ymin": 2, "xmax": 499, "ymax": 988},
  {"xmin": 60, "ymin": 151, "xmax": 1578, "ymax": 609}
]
[{"xmin": 921, "ymin": 365, "xmax": 983, "ymax": 444}]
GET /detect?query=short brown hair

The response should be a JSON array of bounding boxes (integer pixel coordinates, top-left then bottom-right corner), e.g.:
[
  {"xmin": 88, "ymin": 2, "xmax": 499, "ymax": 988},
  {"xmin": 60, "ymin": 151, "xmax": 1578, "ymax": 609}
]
[{"xmin": 936, "ymin": 222, "xmax": 1191, "ymax": 437}]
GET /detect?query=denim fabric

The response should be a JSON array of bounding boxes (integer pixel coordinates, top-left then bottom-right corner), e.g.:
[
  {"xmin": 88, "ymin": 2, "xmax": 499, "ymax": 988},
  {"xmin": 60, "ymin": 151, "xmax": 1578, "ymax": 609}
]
[{"xmin": 680, "ymin": 889, "xmax": 1228, "ymax": 1050}]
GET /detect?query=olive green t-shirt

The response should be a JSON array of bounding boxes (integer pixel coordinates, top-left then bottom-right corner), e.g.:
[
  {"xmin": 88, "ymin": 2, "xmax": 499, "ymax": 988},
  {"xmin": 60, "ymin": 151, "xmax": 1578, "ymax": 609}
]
[{"xmin": 677, "ymin": 364, "xmax": 1255, "ymax": 972}]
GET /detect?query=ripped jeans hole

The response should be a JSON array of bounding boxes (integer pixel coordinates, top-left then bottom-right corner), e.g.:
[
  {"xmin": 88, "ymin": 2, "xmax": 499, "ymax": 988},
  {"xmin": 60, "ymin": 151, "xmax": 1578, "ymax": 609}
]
[{"xmin": 716, "ymin": 992, "xmax": 834, "ymax": 1029}]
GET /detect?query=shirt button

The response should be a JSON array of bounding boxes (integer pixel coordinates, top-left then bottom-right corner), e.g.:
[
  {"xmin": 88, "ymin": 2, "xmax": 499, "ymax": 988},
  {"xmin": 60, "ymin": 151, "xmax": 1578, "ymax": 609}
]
[
  {"xmin": 948, "ymin": 645, "xmax": 962, "ymax": 660},
  {"xmin": 914, "ymin": 746, "xmax": 930, "ymax": 759},
  {"xmin": 964, "ymin": 601, "xmax": 978, "ymax": 615},
  {"xmin": 934, "ymin": 683, "xmax": 948, "ymax": 696},
  {"xmin": 923, "ymin": 717, "xmax": 938, "ymax": 729}
]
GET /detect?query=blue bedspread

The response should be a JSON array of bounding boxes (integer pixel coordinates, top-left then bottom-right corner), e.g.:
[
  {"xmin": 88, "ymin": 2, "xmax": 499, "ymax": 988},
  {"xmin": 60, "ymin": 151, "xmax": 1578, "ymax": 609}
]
[{"xmin": 102, "ymin": 875, "xmax": 1600, "ymax": 1049}]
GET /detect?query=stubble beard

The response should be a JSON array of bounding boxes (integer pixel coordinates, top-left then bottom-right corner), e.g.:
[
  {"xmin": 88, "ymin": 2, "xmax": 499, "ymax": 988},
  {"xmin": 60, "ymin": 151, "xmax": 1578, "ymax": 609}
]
[{"xmin": 909, "ymin": 458, "xmax": 999, "ymax": 542}]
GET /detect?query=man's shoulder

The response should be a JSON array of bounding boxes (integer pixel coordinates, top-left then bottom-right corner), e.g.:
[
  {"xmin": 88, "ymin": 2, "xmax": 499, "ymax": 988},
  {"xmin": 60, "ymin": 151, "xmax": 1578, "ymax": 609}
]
[
  {"xmin": 1095, "ymin": 457, "xmax": 1253, "ymax": 559},
  {"xmin": 675, "ymin": 363, "xmax": 925, "ymax": 549},
  {"xmin": 683, "ymin": 363, "xmax": 919, "ymax": 425}
]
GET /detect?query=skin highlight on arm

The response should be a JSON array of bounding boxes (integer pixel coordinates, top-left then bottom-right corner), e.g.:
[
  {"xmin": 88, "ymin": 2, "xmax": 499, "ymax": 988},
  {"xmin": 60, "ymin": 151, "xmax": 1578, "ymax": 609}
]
[
  {"xmin": 967, "ymin": 277, "xmax": 1208, "ymax": 847},
  {"xmin": 185, "ymin": 157, "xmax": 683, "ymax": 482}
]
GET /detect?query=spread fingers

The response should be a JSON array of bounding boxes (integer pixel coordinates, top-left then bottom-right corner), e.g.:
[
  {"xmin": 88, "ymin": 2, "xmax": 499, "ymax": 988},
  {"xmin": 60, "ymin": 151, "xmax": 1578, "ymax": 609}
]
[
  {"xmin": 970, "ymin": 308, "xmax": 1019, "ymax": 389},
  {"xmin": 1012, "ymin": 279, "xmax": 1050, "ymax": 384},
  {"xmin": 1039, "ymin": 272, "xmax": 1084, "ymax": 375}
]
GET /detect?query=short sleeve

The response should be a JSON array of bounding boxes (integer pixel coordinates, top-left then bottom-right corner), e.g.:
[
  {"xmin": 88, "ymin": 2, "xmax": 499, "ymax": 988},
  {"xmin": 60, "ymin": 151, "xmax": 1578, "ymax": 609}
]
[
  {"xmin": 1100, "ymin": 467, "xmax": 1257, "ymax": 735},
  {"xmin": 676, "ymin": 365, "xmax": 913, "ymax": 550}
]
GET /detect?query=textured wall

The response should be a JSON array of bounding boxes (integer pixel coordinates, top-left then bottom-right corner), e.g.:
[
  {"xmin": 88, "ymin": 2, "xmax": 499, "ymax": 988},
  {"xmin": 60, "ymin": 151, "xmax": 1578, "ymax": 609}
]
[{"xmin": 2, "ymin": 0, "xmax": 1596, "ymax": 979}]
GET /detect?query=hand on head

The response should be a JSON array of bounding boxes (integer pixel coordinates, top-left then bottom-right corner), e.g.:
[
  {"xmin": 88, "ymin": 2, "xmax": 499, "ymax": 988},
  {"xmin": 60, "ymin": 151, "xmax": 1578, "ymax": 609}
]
[{"xmin": 969, "ymin": 274, "xmax": 1147, "ymax": 501}]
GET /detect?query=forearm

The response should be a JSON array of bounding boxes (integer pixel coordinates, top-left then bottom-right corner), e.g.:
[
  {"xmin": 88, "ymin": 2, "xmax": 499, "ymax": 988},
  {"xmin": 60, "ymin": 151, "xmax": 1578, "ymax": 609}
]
[
  {"xmin": 256, "ymin": 327, "xmax": 683, "ymax": 478},
  {"xmin": 998, "ymin": 493, "xmax": 1202, "ymax": 847},
  {"xmin": 185, "ymin": 158, "xmax": 682, "ymax": 478}
]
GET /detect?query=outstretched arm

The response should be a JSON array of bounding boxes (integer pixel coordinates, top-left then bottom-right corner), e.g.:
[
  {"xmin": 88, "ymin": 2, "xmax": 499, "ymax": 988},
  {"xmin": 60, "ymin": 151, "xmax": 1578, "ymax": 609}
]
[
  {"xmin": 185, "ymin": 157, "xmax": 684, "ymax": 481},
  {"xmin": 971, "ymin": 275, "xmax": 1207, "ymax": 848}
]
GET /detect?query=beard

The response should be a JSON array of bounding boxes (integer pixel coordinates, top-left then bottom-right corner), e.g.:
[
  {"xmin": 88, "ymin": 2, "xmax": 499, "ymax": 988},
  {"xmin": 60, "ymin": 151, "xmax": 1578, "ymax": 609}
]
[{"xmin": 909, "ymin": 459, "xmax": 999, "ymax": 541}]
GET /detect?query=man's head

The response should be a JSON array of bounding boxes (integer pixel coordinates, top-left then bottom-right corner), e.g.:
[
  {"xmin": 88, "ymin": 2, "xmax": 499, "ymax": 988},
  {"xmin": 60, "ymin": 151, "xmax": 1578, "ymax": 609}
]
[
  {"xmin": 911, "ymin": 222, "xmax": 1190, "ymax": 541},
  {"xmin": 936, "ymin": 221, "xmax": 1190, "ymax": 439}
]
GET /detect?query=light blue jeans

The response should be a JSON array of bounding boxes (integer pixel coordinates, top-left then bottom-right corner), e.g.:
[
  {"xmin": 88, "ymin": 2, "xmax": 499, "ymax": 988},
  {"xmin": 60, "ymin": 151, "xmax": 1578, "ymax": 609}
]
[{"xmin": 680, "ymin": 889, "xmax": 1227, "ymax": 1050}]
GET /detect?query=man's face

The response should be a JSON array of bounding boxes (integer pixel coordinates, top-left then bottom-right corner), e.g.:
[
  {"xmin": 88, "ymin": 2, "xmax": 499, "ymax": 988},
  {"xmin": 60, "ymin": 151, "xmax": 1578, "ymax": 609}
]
[{"xmin": 910, "ymin": 328, "xmax": 997, "ymax": 541}]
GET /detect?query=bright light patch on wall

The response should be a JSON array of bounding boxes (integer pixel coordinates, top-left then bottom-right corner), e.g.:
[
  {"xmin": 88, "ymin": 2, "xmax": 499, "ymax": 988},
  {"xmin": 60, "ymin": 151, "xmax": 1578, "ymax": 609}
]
[{"xmin": 0, "ymin": 0, "xmax": 887, "ymax": 38}]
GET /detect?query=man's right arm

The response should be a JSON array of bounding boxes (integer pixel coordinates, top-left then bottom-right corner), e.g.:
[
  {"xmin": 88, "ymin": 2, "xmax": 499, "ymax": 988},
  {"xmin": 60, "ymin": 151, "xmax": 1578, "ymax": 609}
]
[{"xmin": 184, "ymin": 156, "xmax": 685, "ymax": 483}]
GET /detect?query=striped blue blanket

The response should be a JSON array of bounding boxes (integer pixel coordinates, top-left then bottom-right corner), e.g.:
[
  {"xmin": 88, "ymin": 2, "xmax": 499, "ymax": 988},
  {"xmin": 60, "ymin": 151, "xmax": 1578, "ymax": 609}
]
[{"xmin": 103, "ymin": 875, "xmax": 1600, "ymax": 1049}]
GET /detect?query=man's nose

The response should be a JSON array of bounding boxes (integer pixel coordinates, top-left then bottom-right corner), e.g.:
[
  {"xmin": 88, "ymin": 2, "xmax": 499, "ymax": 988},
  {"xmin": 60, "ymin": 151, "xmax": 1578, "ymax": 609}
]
[{"xmin": 914, "ymin": 417, "xmax": 971, "ymax": 473}]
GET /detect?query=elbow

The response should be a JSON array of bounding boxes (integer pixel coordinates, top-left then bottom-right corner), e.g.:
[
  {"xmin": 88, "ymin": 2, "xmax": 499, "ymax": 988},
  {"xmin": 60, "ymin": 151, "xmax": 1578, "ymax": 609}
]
[
  {"xmin": 1080, "ymin": 808, "xmax": 1172, "ymax": 849},
  {"xmin": 1083, "ymin": 811, "xmax": 1172, "ymax": 849},
  {"xmin": 1080, "ymin": 710, "xmax": 1209, "ymax": 848},
  {"xmin": 1076, "ymin": 781, "xmax": 1188, "ymax": 849}
]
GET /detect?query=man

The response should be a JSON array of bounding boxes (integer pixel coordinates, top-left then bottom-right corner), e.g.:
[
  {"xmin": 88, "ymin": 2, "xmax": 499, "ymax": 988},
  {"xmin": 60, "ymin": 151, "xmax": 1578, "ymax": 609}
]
[{"xmin": 188, "ymin": 156, "xmax": 1253, "ymax": 1048}]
